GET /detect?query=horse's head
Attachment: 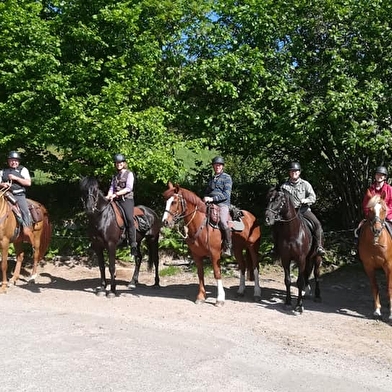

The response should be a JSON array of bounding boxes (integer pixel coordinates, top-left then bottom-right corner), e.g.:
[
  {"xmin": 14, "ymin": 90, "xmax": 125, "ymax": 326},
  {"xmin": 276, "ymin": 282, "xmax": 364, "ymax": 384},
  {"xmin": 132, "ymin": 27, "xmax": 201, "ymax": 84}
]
[
  {"xmin": 162, "ymin": 182, "xmax": 205, "ymax": 227},
  {"xmin": 162, "ymin": 182, "xmax": 186, "ymax": 228},
  {"xmin": 265, "ymin": 186, "xmax": 288, "ymax": 226},
  {"xmin": 80, "ymin": 176, "xmax": 106, "ymax": 214},
  {"xmin": 366, "ymin": 193, "xmax": 388, "ymax": 243}
]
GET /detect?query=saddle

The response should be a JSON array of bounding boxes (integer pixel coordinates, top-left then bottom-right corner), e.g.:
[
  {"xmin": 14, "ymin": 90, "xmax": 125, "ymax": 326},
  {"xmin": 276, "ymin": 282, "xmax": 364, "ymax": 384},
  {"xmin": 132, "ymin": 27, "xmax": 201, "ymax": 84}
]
[
  {"xmin": 5, "ymin": 192, "xmax": 44, "ymax": 225},
  {"xmin": 207, "ymin": 204, "xmax": 245, "ymax": 232},
  {"xmin": 112, "ymin": 202, "xmax": 152, "ymax": 234}
]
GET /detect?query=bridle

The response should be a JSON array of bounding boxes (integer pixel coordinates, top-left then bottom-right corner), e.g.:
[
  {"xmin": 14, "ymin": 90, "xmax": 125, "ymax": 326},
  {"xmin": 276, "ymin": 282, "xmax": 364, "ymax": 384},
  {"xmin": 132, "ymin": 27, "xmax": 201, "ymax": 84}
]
[
  {"xmin": 266, "ymin": 192, "xmax": 300, "ymax": 223},
  {"xmin": 82, "ymin": 188, "xmax": 110, "ymax": 214},
  {"xmin": 164, "ymin": 193, "xmax": 198, "ymax": 225},
  {"xmin": 369, "ymin": 202, "xmax": 387, "ymax": 244}
]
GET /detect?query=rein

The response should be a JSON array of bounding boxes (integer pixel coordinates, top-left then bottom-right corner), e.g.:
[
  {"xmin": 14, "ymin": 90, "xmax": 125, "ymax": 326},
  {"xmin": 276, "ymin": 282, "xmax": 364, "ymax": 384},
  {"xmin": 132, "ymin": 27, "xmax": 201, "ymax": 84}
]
[
  {"xmin": 165, "ymin": 193, "xmax": 204, "ymax": 241},
  {"xmin": 266, "ymin": 194, "xmax": 301, "ymax": 223},
  {"xmin": 83, "ymin": 188, "xmax": 111, "ymax": 215}
]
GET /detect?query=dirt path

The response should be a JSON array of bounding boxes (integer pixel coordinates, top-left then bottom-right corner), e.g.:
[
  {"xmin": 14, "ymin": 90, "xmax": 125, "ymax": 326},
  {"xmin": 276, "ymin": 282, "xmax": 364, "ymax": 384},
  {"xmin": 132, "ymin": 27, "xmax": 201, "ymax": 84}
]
[{"xmin": 1, "ymin": 258, "xmax": 391, "ymax": 391}]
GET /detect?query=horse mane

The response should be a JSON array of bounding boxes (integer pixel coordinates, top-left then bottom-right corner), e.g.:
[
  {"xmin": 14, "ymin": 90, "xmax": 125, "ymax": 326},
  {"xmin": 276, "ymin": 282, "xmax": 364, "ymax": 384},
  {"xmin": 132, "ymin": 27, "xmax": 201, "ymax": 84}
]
[
  {"xmin": 163, "ymin": 184, "xmax": 207, "ymax": 213},
  {"xmin": 80, "ymin": 176, "xmax": 100, "ymax": 194},
  {"xmin": 367, "ymin": 194, "xmax": 387, "ymax": 211}
]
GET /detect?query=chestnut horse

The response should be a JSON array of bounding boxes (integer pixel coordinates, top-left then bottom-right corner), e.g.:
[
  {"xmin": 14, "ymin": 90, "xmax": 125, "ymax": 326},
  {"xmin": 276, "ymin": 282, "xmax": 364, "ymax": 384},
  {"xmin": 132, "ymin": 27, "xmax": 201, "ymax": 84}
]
[
  {"xmin": 162, "ymin": 182, "xmax": 261, "ymax": 306},
  {"xmin": 80, "ymin": 177, "xmax": 161, "ymax": 297},
  {"xmin": 0, "ymin": 191, "xmax": 52, "ymax": 292},
  {"xmin": 358, "ymin": 192, "xmax": 392, "ymax": 322},
  {"xmin": 265, "ymin": 186, "xmax": 322, "ymax": 314}
]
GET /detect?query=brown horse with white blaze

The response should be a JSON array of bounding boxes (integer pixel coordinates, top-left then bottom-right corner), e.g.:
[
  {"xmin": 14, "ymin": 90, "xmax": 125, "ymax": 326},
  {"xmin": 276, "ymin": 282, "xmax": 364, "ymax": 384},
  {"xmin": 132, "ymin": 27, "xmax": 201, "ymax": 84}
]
[
  {"xmin": 162, "ymin": 182, "xmax": 261, "ymax": 306},
  {"xmin": 358, "ymin": 191, "xmax": 392, "ymax": 322},
  {"xmin": 0, "ymin": 191, "xmax": 52, "ymax": 292}
]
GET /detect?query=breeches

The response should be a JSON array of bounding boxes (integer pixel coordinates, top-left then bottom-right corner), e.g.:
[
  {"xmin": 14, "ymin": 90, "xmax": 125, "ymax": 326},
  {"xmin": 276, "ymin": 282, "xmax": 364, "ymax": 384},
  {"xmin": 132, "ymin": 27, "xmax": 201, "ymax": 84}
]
[
  {"xmin": 218, "ymin": 204, "xmax": 230, "ymax": 230},
  {"xmin": 15, "ymin": 194, "xmax": 31, "ymax": 226},
  {"xmin": 302, "ymin": 209, "xmax": 323, "ymax": 240},
  {"xmin": 117, "ymin": 197, "xmax": 135, "ymax": 228}
]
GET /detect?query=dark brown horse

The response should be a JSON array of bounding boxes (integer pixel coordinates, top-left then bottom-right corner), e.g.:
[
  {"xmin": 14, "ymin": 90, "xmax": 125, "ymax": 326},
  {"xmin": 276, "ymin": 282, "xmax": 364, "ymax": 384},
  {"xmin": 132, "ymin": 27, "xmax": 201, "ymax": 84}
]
[
  {"xmin": 358, "ymin": 191, "xmax": 392, "ymax": 322},
  {"xmin": 265, "ymin": 186, "xmax": 322, "ymax": 314},
  {"xmin": 80, "ymin": 177, "xmax": 160, "ymax": 297},
  {"xmin": 162, "ymin": 182, "xmax": 261, "ymax": 306},
  {"xmin": 0, "ymin": 191, "xmax": 52, "ymax": 292}
]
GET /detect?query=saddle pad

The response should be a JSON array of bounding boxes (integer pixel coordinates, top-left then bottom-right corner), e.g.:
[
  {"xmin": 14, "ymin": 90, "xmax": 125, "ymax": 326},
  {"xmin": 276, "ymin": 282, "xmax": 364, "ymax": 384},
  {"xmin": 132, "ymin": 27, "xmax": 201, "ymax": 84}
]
[{"xmin": 229, "ymin": 219, "xmax": 244, "ymax": 232}]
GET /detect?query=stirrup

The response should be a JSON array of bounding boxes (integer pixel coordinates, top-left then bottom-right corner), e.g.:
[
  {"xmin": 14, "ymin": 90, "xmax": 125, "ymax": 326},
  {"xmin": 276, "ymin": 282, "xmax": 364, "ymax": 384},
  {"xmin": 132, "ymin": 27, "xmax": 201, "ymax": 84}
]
[{"xmin": 316, "ymin": 246, "xmax": 326, "ymax": 256}]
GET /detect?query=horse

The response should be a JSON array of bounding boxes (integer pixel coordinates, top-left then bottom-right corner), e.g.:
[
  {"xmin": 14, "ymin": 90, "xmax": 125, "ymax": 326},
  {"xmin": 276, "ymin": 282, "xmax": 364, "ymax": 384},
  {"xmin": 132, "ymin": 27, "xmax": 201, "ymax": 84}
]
[
  {"xmin": 358, "ymin": 191, "xmax": 392, "ymax": 322},
  {"xmin": 0, "ymin": 190, "xmax": 52, "ymax": 292},
  {"xmin": 162, "ymin": 182, "xmax": 261, "ymax": 306},
  {"xmin": 80, "ymin": 177, "xmax": 161, "ymax": 297},
  {"xmin": 264, "ymin": 186, "xmax": 322, "ymax": 314}
]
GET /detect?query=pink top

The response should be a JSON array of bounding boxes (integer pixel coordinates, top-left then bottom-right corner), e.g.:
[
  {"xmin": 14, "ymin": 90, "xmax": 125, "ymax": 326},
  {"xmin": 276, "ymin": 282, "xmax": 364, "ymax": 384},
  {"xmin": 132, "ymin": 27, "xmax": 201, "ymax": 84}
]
[{"xmin": 362, "ymin": 182, "xmax": 392, "ymax": 221}]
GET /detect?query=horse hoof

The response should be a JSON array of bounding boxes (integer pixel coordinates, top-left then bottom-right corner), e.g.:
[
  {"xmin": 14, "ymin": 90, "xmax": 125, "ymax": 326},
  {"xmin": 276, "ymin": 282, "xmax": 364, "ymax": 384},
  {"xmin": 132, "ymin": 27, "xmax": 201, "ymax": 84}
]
[
  {"xmin": 293, "ymin": 306, "xmax": 304, "ymax": 315},
  {"xmin": 195, "ymin": 299, "xmax": 205, "ymax": 305},
  {"xmin": 95, "ymin": 287, "xmax": 106, "ymax": 297},
  {"xmin": 127, "ymin": 282, "xmax": 136, "ymax": 290},
  {"xmin": 254, "ymin": 295, "xmax": 262, "ymax": 303},
  {"xmin": 215, "ymin": 300, "xmax": 225, "ymax": 307},
  {"xmin": 107, "ymin": 292, "xmax": 116, "ymax": 299},
  {"xmin": 27, "ymin": 278, "xmax": 36, "ymax": 285}
]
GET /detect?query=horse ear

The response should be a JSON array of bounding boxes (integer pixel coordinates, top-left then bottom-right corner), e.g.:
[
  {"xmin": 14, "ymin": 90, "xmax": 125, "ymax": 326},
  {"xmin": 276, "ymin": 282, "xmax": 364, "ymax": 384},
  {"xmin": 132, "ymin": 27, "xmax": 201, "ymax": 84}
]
[
  {"xmin": 167, "ymin": 181, "xmax": 173, "ymax": 189},
  {"xmin": 174, "ymin": 183, "xmax": 180, "ymax": 193}
]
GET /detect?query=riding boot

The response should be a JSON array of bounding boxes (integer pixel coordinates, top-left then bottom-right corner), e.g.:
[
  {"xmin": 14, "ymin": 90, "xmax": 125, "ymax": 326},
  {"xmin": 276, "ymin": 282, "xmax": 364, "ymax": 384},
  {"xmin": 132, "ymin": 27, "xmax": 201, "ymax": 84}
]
[
  {"xmin": 222, "ymin": 228, "xmax": 232, "ymax": 257},
  {"xmin": 128, "ymin": 227, "xmax": 138, "ymax": 257}
]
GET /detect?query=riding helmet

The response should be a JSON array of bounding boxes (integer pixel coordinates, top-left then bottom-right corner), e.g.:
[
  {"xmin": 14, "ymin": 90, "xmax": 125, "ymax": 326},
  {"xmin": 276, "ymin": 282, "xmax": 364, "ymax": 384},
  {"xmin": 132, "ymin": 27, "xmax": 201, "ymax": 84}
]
[
  {"xmin": 113, "ymin": 153, "xmax": 126, "ymax": 163},
  {"xmin": 8, "ymin": 151, "xmax": 21, "ymax": 160},
  {"xmin": 375, "ymin": 165, "xmax": 388, "ymax": 177},
  {"xmin": 288, "ymin": 162, "xmax": 301, "ymax": 171},
  {"xmin": 212, "ymin": 156, "xmax": 225, "ymax": 165}
]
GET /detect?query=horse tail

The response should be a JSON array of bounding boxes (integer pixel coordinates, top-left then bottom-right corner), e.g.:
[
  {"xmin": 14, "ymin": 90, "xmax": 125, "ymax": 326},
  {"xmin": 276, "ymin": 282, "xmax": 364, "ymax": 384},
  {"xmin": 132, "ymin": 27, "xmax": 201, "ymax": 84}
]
[{"xmin": 38, "ymin": 208, "xmax": 52, "ymax": 260}]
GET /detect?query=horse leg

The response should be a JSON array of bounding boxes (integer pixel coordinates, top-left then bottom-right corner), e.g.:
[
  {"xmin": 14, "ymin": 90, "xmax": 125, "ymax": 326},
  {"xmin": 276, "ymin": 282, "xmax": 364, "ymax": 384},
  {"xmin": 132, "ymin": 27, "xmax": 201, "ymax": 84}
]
[
  {"xmin": 9, "ymin": 242, "xmax": 24, "ymax": 286},
  {"xmin": 282, "ymin": 261, "xmax": 292, "ymax": 307},
  {"xmin": 1, "ymin": 242, "xmax": 10, "ymax": 293},
  {"xmin": 313, "ymin": 255, "xmax": 322, "ymax": 303},
  {"xmin": 95, "ymin": 246, "xmax": 107, "ymax": 297},
  {"xmin": 27, "ymin": 229, "xmax": 41, "ymax": 283},
  {"xmin": 248, "ymin": 246, "xmax": 261, "ymax": 301},
  {"xmin": 150, "ymin": 237, "xmax": 160, "ymax": 287},
  {"xmin": 211, "ymin": 255, "xmax": 225, "ymax": 307},
  {"xmin": 128, "ymin": 243, "xmax": 141, "ymax": 289},
  {"xmin": 385, "ymin": 269, "xmax": 392, "ymax": 323},
  {"xmin": 107, "ymin": 243, "xmax": 117, "ymax": 298},
  {"xmin": 194, "ymin": 255, "xmax": 206, "ymax": 305},
  {"xmin": 145, "ymin": 235, "xmax": 160, "ymax": 287},
  {"xmin": 364, "ymin": 267, "xmax": 382, "ymax": 319},
  {"xmin": 233, "ymin": 246, "xmax": 246, "ymax": 297},
  {"xmin": 294, "ymin": 262, "xmax": 306, "ymax": 314}
]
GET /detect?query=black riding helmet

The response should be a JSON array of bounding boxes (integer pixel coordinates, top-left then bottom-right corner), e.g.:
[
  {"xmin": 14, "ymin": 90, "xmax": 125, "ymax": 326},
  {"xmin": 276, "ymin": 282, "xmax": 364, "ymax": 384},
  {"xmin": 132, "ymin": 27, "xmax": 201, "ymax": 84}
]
[
  {"xmin": 288, "ymin": 162, "xmax": 301, "ymax": 171},
  {"xmin": 375, "ymin": 166, "xmax": 388, "ymax": 177},
  {"xmin": 8, "ymin": 151, "xmax": 21, "ymax": 160},
  {"xmin": 212, "ymin": 156, "xmax": 225, "ymax": 165},
  {"xmin": 113, "ymin": 153, "xmax": 126, "ymax": 163}
]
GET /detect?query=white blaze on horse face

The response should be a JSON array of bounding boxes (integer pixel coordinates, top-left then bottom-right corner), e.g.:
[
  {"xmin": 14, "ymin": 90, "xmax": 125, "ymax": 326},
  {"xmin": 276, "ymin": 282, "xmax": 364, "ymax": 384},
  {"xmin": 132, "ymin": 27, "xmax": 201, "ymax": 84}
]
[
  {"xmin": 162, "ymin": 196, "xmax": 175, "ymax": 222},
  {"xmin": 374, "ymin": 202, "xmax": 382, "ymax": 218}
]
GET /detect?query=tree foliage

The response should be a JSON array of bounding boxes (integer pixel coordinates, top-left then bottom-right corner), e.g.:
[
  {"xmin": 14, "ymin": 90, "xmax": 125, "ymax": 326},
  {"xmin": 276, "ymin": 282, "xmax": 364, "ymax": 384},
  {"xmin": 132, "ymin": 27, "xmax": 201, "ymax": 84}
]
[{"xmin": 1, "ymin": 0, "xmax": 392, "ymax": 228}]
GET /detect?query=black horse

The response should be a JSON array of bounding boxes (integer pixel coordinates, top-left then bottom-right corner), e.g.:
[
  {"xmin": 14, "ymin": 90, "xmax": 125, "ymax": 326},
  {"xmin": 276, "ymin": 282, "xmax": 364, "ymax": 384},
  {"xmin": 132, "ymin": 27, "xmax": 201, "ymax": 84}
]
[
  {"xmin": 264, "ymin": 186, "xmax": 322, "ymax": 313},
  {"xmin": 80, "ymin": 177, "xmax": 160, "ymax": 297}
]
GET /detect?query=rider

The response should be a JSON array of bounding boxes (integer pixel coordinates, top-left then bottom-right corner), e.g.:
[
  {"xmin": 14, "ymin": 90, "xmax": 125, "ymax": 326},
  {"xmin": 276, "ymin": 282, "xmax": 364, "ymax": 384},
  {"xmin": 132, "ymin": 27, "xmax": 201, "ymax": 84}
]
[
  {"xmin": 106, "ymin": 153, "xmax": 137, "ymax": 257},
  {"xmin": 203, "ymin": 156, "xmax": 233, "ymax": 257},
  {"xmin": 362, "ymin": 166, "xmax": 392, "ymax": 221},
  {"xmin": 0, "ymin": 151, "xmax": 34, "ymax": 241},
  {"xmin": 281, "ymin": 162, "xmax": 326, "ymax": 256}
]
